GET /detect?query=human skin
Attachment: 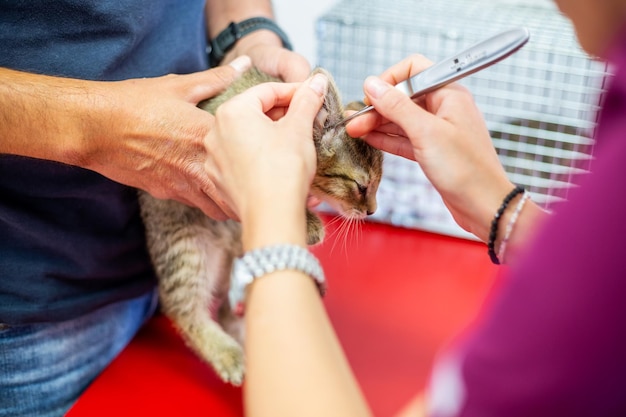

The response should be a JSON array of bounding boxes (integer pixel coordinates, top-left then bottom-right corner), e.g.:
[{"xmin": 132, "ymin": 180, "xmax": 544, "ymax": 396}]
[
  {"xmin": 0, "ymin": 63, "xmax": 248, "ymax": 219},
  {"xmin": 344, "ymin": 56, "xmax": 547, "ymax": 264},
  {"xmin": 552, "ymin": 0, "xmax": 626, "ymax": 58},
  {"xmin": 205, "ymin": 73, "xmax": 375, "ymax": 417},
  {"xmin": 226, "ymin": 1, "xmax": 626, "ymax": 416},
  {"xmin": 0, "ymin": 0, "xmax": 310, "ymax": 220},
  {"xmin": 206, "ymin": 0, "xmax": 311, "ymax": 82}
]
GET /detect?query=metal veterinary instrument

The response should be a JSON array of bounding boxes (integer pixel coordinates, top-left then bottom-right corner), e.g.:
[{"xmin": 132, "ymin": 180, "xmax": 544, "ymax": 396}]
[{"xmin": 332, "ymin": 26, "xmax": 530, "ymax": 128}]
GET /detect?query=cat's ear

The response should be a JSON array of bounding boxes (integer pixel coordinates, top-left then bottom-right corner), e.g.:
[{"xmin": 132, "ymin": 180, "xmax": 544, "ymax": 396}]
[{"xmin": 311, "ymin": 67, "xmax": 344, "ymax": 144}]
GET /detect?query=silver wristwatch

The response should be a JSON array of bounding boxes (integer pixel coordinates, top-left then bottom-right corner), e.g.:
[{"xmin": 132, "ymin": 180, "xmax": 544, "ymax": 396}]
[{"xmin": 229, "ymin": 244, "xmax": 326, "ymax": 316}]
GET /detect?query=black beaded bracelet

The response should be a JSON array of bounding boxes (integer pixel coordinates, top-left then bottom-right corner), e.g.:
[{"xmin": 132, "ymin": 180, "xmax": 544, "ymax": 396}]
[{"xmin": 487, "ymin": 185, "xmax": 524, "ymax": 265}]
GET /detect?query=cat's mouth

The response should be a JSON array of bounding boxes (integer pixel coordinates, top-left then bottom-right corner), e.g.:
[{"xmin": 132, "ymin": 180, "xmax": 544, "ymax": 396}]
[
  {"xmin": 340, "ymin": 209, "xmax": 368, "ymax": 221},
  {"xmin": 316, "ymin": 194, "xmax": 368, "ymax": 220}
]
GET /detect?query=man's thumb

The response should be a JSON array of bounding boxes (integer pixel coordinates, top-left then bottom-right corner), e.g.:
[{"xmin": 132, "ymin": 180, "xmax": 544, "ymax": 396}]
[{"xmin": 187, "ymin": 55, "xmax": 252, "ymax": 103}]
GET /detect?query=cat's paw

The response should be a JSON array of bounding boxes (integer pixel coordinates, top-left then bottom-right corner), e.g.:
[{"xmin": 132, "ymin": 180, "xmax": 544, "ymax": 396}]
[
  {"xmin": 306, "ymin": 210, "xmax": 325, "ymax": 245},
  {"xmin": 178, "ymin": 318, "xmax": 246, "ymax": 386},
  {"xmin": 210, "ymin": 337, "xmax": 246, "ymax": 386}
]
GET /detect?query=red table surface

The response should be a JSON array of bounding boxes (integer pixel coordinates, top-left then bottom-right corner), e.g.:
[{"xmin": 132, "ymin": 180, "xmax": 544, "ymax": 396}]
[{"xmin": 67, "ymin": 216, "xmax": 498, "ymax": 417}]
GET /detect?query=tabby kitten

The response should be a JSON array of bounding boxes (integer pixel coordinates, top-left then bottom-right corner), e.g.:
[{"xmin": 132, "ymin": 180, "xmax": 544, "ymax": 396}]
[{"xmin": 138, "ymin": 67, "xmax": 383, "ymax": 385}]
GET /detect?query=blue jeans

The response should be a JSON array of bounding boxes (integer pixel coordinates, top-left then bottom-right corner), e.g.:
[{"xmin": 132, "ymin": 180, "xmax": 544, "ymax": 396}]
[{"xmin": 0, "ymin": 289, "xmax": 158, "ymax": 417}]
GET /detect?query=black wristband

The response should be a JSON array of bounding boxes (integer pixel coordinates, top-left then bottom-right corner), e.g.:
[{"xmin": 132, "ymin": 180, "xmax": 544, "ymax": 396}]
[
  {"xmin": 208, "ymin": 17, "xmax": 293, "ymax": 67},
  {"xmin": 487, "ymin": 185, "xmax": 524, "ymax": 265}
]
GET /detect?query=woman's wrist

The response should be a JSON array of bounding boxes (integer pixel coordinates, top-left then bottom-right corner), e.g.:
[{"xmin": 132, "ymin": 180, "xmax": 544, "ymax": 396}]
[
  {"xmin": 450, "ymin": 177, "xmax": 517, "ymax": 244},
  {"xmin": 241, "ymin": 188, "xmax": 309, "ymax": 251},
  {"xmin": 452, "ymin": 178, "xmax": 548, "ymax": 265},
  {"xmin": 487, "ymin": 186, "xmax": 525, "ymax": 264},
  {"xmin": 494, "ymin": 198, "xmax": 546, "ymax": 264}
]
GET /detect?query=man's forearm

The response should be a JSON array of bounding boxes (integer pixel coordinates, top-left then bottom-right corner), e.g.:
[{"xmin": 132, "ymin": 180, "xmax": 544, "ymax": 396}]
[
  {"xmin": 0, "ymin": 67, "xmax": 96, "ymax": 165},
  {"xmin": 205, "ymin": 0, "xmax": 275, "ymax": 39}
]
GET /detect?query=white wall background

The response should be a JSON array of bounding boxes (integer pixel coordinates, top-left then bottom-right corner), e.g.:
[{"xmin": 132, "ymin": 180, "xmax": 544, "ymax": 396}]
[{"xmin": 272, "ymin": 0, "xmax": 339, "ymax": 66}]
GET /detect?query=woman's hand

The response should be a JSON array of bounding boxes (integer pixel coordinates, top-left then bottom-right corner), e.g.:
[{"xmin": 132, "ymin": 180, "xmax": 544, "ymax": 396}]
[
  {"xmin": 346, "ymin": 54, "xmax": 516, "ymax": 242},
  {"xmin": 203, "ymin": 72, "xmax": 328, "ymax": 249}
]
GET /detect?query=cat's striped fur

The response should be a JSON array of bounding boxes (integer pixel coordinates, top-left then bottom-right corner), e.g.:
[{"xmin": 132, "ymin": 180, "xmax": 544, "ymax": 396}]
[{"xmin": 138, "ymin": 67, "xmax": 383, "ymax": 385}]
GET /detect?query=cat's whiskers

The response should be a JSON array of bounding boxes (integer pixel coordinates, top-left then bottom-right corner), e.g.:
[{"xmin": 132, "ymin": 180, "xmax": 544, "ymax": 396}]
[
  {"xmin": 349, "ymin": 216, "xmax": 364, "ymax": 250},
  {"xmin": 325, "ymin": 211, "xmax": 365, "ymax": 256},
  {"xmin": 354, "ymin": 217, "xmax": 363, "ymax": 245},
  {"xmin": 326, "ymin": 214, "xmax": 353, "ymax": 256},
  {"xmin": 340, "ymin": 217, "xmax": 351, "ymax": 254},
  {"xmin": 340, "ymin": 217, "xmax": 354, "ymax": 254},
  {"xmin": 326, "ymin": 215, "xmax": 346, "ymax": 255},
  {"xmin": 322, "ymin": 214, "xmax": 344, "ymax": 239}
]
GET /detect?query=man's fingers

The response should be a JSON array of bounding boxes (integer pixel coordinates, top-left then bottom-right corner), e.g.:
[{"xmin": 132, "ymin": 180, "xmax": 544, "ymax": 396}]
[
  {"xmin": 275, "ymin": 50, "xmax": 311, "ymax": 82},
  {"xmin": 184, "ymin": 56, "xmax": 252, "ymax": 103},
  {"xmin": 196, "ymin": 193, "xmax": 236, "ymax": 221},
  {"xmin": 220, "ymin": 82, "xmax": 298, "ymax": 120}
]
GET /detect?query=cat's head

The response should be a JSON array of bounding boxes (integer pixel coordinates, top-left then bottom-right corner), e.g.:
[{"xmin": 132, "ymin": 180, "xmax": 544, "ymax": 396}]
[{"xmin": 310, "ymin": 68, "xmax": 383, "ymax": 221}]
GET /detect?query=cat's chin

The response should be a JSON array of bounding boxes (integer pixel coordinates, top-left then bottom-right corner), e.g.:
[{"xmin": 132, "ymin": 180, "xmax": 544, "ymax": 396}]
[
  {"xmin": 315, "ymin": 198, "xmax": 364, "ymax": 221},
  {"xmin": 339, "ymin": 210, "xmax": 368, "ymax": 221}
]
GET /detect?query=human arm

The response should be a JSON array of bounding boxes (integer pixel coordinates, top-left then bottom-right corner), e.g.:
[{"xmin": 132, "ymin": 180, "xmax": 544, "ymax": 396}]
[
  {"xmin": 203, "ymin": 74, "xmax": 373, "ymax": 417},
  {"xmin": 205, "ymin": 0, "xmax": 310, "ymax": 81},
  {"xmin": 0, "ymin": 59, "xmax": 251, "ymax": 219},
  {"xmin": 346, "ymin": 54, "xmax": 548, "ymax": 264},
  {"xmin": 394, "ymin": 394, "xmax": 427, "ymax": 417}
]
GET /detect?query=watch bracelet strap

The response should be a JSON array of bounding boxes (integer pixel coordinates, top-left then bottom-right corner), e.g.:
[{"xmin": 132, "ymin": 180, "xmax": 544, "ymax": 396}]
[
  {"xmin": 229, "ymin": 244, "xmax": 326, "ymax": 316},
  {"xmin": 209, "ymin": 16, "xmax": 293, "ymax": 66}
]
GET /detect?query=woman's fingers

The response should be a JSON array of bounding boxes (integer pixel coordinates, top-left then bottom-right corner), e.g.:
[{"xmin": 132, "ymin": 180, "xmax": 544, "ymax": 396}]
[
  {"xmin": 378, "ymin": 53, "xmax": 435, "ymax": 85},
  {"xmin": 283, "ymin": 73, "xmax": 328, "ymax": 131}
]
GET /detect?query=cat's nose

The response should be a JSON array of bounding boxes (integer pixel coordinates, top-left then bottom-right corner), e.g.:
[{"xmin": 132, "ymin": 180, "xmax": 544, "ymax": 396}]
[{"xmin": 366, "ymin": 210, "xmax": 375, "ymax": 216}]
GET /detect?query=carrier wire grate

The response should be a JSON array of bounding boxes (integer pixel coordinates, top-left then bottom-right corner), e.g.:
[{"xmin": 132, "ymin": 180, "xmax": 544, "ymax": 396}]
[{"xmin": 316, "ymin": 0, "xmax": 611, "ymax": 239}]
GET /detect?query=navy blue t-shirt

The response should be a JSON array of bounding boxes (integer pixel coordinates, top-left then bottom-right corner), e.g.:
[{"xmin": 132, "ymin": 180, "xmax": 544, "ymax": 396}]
[{"xmin": 0, "ymin": 0, "xmax": 208, "ymax": 324}]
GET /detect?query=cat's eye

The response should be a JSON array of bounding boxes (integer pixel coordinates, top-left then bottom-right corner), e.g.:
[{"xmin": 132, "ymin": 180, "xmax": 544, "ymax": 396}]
[{"xmin": 356, "ymin": 183, "xmax": 368, "ymax": 196}]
